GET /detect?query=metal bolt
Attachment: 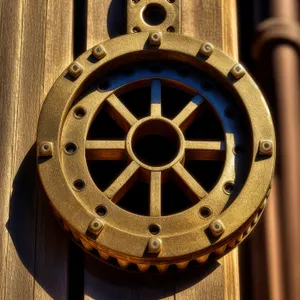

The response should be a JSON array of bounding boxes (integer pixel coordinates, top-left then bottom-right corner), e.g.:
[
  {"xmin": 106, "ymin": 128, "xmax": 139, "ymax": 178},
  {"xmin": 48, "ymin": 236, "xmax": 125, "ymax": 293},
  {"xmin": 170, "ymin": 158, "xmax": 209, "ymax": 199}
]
[
  {"xmin": 199, "ymin": 42, "xmax": 214, "ymax": 57},
  {"xmin": 209, "ymin": 219, "xmax": 225, "ymax": 237},
  {"xmin": 88, "ymin": 218, "xmax": 104, "ymax": 235},
  {"xmin": 259, "ymin": 140, "xmax": 273, "ymax": 156},
  {"xmin": 230, "ymin": 63, "xmax": 246, "ymax": 79},
  {"xmin": 68, "ymin": 62, "xmax": 83, "ymax": 78},
  {"xmin": 149, "ymin": 32, "xmax": 162, "ymax": 46},
  {"xmin": 92, "ymin": 45, "xmax": 106, "ymax": 60},
  {"xmin": 39, "ymin": 141, "xmax": 53, "ymax": 157},
  {"xmin": 148, "ymin": 238, "xmax": 162, "ymax": 253}
]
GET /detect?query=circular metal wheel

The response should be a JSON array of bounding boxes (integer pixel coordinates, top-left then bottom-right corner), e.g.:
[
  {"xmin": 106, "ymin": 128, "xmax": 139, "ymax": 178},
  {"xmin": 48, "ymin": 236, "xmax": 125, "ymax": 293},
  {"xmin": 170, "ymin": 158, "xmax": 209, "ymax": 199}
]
[{"xmin": 37, "ymin": 32, "xmax": 275, "ymax": 272}]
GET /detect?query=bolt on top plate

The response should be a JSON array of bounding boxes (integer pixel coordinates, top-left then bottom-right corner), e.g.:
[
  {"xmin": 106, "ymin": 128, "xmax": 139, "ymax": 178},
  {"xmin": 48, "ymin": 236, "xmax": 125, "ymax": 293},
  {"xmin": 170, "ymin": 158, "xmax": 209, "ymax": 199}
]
[{"xmin": 127, "ymin": 0, "xmax": 181, "ymax": 34}]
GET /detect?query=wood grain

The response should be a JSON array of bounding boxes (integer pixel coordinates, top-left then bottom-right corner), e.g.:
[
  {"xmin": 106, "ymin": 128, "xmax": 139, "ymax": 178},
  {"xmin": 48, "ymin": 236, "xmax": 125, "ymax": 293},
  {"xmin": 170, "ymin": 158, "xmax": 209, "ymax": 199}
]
[
  {"xmin": 84, "ymin": 0, "xmax": 239, "ymax": 300},
  {"xmin": 0, "ymin": 1, "xmax": 27, "ymax": 299},
  {"xmin": 0, "ymin": 0, "xmax": 239, "ymax": 298},
  {"xmin": 34, "ymin": 1, "xmax": 73, "ymax": 299},
  {"xmin": 87, "ymin": 0, "xmax": 126, "ymax": 48},
  {"xmin": 0, "ymin": 0, "xmax": 73, "ymax": 299}
]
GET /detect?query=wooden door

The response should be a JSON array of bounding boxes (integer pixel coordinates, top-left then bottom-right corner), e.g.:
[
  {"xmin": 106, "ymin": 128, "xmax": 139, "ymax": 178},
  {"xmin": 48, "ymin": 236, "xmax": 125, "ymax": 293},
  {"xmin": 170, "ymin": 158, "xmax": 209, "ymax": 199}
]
[{"xmin": 0, "ymin": 1, "xmax": 239, "ymax": 299}]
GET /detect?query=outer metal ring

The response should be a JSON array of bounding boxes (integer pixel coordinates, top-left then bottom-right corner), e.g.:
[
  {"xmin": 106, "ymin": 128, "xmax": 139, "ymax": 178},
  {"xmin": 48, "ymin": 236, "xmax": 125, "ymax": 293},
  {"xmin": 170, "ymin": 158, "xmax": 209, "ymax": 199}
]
[{"xmin": 37, "ymin": 32, "xmax": 275, "ymax": 271}]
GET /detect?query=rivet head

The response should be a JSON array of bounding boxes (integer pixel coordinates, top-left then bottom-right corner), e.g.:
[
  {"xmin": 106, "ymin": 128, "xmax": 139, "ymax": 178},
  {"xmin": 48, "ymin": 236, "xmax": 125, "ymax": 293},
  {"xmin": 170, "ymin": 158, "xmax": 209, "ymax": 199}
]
[
  {"xmin": 199, "ymin": 42, "xmax": 214, "ymax": 57},
  {"xmin": 149, "ymin": 32, "xmax": 162, "ymax": 46},
  {"xmin": 259, "ymin": 140, "xmax": 273, "ymax": 156},
  {"xmin": 88, "ymin": 218, "xmax": 104, "ymax": 235},
  {"xmin": 39, "ymin": 141, "xmax": 53, "ymax": 157},
  {"xmin": 92, "ymin": 45, "xmax": 106, "ymax": 60},
  {"xmin": 231, "ymin": 63, "xmax": 246, "ymax": 79},
  {"xmin": 209, "ymin": 220, "xmax": 225, "ymax": 237},
  {"xmin": 148, "ymin": 238, "xmax": 162, "ymax": 253},
  {"xmin": 68, "ymin": 62, "xmax": 83, "ymax": 78}
]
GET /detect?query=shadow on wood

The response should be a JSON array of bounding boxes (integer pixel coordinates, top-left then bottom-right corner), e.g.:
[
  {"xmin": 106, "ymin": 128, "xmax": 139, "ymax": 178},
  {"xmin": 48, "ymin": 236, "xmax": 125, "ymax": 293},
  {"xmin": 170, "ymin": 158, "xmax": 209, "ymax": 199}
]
[
  {"xmin": 7, "ymin": 143, "xmax": 69, "ymax": 299},
  {"xmin": 84, "ymin": 252, "xmax": 221, "ymax": 299}
]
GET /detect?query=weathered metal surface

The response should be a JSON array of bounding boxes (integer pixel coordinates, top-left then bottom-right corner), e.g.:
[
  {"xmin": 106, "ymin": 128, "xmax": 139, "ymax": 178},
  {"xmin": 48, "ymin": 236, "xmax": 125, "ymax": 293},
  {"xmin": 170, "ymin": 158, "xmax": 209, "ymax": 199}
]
[
  {"xmin": 127, "ymin": 0, "xmax": 181, "ymax": 33},
  {"xmin": 37, "ymin": 0, "xmax": 275, "ymax": 273}
]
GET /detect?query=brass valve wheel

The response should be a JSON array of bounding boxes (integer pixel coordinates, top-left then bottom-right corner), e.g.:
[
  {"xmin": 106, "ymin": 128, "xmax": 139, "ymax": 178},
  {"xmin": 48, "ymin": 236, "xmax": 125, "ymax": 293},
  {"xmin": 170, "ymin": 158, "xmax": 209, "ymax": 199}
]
[{"xmin": 37, "ymin": 32, "xmax": 275, "ymax": 272}]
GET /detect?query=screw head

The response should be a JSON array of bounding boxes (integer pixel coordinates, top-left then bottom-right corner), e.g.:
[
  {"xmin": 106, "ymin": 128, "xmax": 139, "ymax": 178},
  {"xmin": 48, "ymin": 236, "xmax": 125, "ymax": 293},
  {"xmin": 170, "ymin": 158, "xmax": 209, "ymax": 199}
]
[
  {"xmin": 68, "ymin": 62, "xmax": 83, "ymax": 78},
  {"xmin": 149, "ymin": 32, "xmax": 162, "ymax": 46},
  {"xmin": 88, "ymin": 218, "xmax": 103, "ymax": 235},
  {"xmin": 92, "ymin": 45, "xmax": 106, "ymax": 60},
  {"xmin": 39, "ymin": 141, "xmax": 53, "ymax": 157},
  {"xmin": 231, "ymin": 63, "xmax": 246, "ymax": 79},
  {"xmin": 259, "ymin": 140, "xmax": 273, "ymax": 156},
  {"xmin": 148, "ymin": 238, "xmax": 162, "ymax": 253},
  {"xmin": 199, "ymin": 42, "xmax": 214, "ymax": 57},
  {"xmin": 209, "ymin": 219, "xmax": 225, "ymax": 237}
]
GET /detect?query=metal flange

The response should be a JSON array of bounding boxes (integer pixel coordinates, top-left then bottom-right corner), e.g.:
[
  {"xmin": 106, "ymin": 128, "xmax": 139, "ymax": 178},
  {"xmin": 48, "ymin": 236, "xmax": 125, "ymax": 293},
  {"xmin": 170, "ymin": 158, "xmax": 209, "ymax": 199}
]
[{"xmin": 37, "ymin": 32, "xmax": 275, "ymax": 272}]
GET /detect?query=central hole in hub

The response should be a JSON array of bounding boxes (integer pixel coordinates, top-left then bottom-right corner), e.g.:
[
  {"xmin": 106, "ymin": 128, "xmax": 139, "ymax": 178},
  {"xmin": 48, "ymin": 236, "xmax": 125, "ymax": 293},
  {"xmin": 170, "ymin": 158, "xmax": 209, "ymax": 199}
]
[
  {"xmin": 143, "ymin": 4, "xmax": 167, "ymax": 26},
  {"xmin": 132, "ymin": 119, "xmax": 180, "ymax": 167}
]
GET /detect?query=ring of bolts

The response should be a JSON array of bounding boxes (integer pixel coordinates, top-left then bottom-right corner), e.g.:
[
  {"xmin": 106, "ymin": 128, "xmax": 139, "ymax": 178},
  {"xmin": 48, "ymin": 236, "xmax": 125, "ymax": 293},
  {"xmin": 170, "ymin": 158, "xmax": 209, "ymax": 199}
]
[{"xmin": 38, "ymin": 30, "xmax": 275, "ymax": 270}]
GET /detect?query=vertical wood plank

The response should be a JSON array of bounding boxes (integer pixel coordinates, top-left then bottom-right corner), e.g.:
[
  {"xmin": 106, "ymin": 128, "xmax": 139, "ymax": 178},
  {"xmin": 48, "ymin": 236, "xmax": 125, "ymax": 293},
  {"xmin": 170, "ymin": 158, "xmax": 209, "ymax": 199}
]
[
  {"xmin": 182, "ymin": 0, "xmax": 222, "ymax": 48},
  {"xmin": 34, "ymin": 1, "xmax": 74, "ymax": 299},
  {"xmin": 84, "ymin": 255, "xmax": 174, "ymax": 300},
  {"xmin": 176, "ymin": 0, "xmax": 240, "ymax": 299},
  {"xmin": 0, "ymin": 0, "xmax": 73, "ymax": 299},
  {"xmin": 0, "ymin": 0, "xmax": 28, "ymax": 298},
  {"xmin": 87, "ymin": 1, "xmax": 111, "ymax": 48},
  {"xmin": 175, "ymin": 266, "xmax": 224, "ymax": 300},
  {"xmin": 84, "ymin": 0, "xmax": 239, "ymax": 299},
  {"xmin": 222, "ymin": 0, "xmax": 239, "ymax": 59},
  {"xmin": 85, "ymin": 1, "xmax": 173, "ymax": 298},
  {"xmin": 87, "ymin": 0, "xmax": 126, "ymax": 48}
]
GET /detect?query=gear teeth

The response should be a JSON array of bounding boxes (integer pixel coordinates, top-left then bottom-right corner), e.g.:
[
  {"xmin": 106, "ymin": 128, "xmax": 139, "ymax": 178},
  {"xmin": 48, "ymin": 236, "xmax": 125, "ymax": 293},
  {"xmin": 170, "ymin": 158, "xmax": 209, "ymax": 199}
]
[
  {"xmin": 258, "ymin": 199, "xmax": 267, "ymax": 215},
  {"xmin": 228, "ymin": 239, "xmax": 236, "ymax": 249},
  {"xmin": 157, "ymin": 264, "xmax": 169, "ymax": 273},
  {"xmin": 80, "ymin": 238, "xmax": 94, "ymax": 251},
  {"xmin": 52, "ymin": 209, "xmax": 60, "ymax": 219},
  {"xmin": 236, "ymin": 233, "xmax": 243, "ymax": 243},
  {"xmin": 137, "ymin": 264, "xmax": 150, "ymax": 272},
  {"xmin": 176, "ymin": 261, "xmax": 189, "ymax": 270},
  {"xmin": 244, "ymin": 225, "xmax": 252, "ymax": 236},
  {"xmin": 57, "ymin": 188, "xmax": 268, "ymax": 272},
  {"xmin": 70, "ymin": 228, "xmax": 80, "ymax": 242},
  {"xmin": 63, "ymin": 222, "xmax": 70, "ymax": 232},
  {"xmin": 196, "ymin": 253, "xmax": 210, "ymax": 263},
  {"xmin": 214, "ymin": 244, "xmax": 227, "ymax": 256},
  {"xmin": 251, "ymin": 214, "xmax": 259, "ymax": 227},
  {"xmin": 98, "ymin": 250, "xmax": 110, "ymax": 261},
  {"xmin": 117, "ymin": 259, "xmax": 130, "ymax": 268}
]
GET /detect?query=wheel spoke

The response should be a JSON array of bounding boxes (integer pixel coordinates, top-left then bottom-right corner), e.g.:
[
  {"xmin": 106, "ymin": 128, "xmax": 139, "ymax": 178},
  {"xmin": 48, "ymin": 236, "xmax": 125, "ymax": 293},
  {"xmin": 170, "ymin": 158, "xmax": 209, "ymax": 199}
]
[
  {"xmin": 86, "ymin": 140, "xmax": 126, "ymax": 160},
  {"xmin": 150, "ymin": 172, "xmax": 162, "ymax": 217},
  {"xmin": 104, "ymin": 161, "xmax": 140, "ymax": 203},
  {"xmin": 185, "ymin": 140, "xmax": 225, "ymax": 161},
  {"xmin": 172, "ymin": 163, "xmax": 207, "ymax": 202},
  {"xmin": 173, "ymin": 94, "xmax": 204, "ymax": 131},
  {"xmin": 106, "ymin": 94, "xmax": 138, "ymax": 132},
  {"xmin": 151, "ymin": 80, "xmax": 162, "ymax": 116}
]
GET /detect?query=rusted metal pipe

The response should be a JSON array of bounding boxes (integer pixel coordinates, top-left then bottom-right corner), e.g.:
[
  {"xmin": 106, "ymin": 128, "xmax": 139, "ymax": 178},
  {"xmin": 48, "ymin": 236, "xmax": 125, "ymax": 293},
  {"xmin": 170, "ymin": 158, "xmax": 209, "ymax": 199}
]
[
  {"xmin": 250, "ymin": 0, "xmax": 300, "ymax": 299},
  {"xmin": 240, "ymin": 0, "xmax": 300, "ymax": 299},
  {"xmin": 271, "ymin": 1, "xmax": 300, "ymax": 300},
  {"xmin": 272, "ymin": 44, "xmax": 300, "ymax": 300}
]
